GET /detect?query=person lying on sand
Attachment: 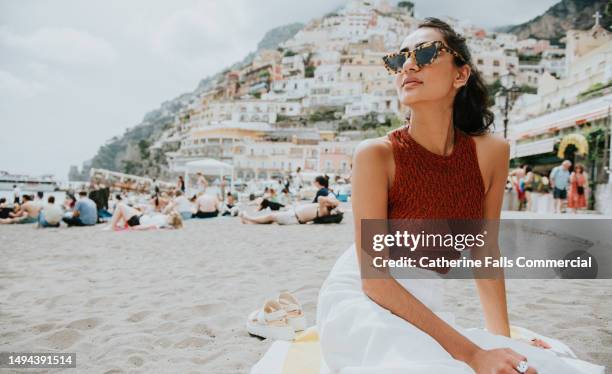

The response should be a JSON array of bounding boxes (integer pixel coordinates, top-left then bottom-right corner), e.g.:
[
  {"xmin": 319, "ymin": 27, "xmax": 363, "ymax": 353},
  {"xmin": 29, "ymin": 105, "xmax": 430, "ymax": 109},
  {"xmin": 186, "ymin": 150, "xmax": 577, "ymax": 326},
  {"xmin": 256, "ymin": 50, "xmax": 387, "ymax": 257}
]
[
  {"xmin": 109, "ymin": 203, "xmax": 182, "ymax": 230},
  {"xmin": 240, "ymin": 196, "xmax": 341, "ymax": 225}
]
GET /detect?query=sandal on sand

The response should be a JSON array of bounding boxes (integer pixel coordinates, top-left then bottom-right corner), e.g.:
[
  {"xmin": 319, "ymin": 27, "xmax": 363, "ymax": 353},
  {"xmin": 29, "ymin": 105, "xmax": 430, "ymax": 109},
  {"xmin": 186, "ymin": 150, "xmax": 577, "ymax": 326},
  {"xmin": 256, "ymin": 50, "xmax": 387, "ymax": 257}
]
[
  {"xmin": 247, "ymin": 300, "xmax": 295, "ymax": 341},
  {"xmin": 278, "ymin": 291, "xmax": 307, "ymax": 332}
]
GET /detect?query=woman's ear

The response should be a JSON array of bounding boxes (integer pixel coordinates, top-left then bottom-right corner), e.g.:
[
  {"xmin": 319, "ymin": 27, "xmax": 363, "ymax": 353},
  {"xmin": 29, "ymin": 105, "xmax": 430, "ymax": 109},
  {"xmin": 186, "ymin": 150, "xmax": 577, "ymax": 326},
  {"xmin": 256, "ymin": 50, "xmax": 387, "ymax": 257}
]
[{"xmin": 453, "ymin": 64, "xmax": 471, "ymax": 89}]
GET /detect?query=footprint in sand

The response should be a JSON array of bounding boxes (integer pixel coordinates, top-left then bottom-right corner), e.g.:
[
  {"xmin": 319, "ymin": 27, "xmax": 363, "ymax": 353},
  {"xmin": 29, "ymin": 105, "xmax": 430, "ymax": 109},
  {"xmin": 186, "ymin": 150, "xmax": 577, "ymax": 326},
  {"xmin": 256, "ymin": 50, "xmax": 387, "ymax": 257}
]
[
  {"xmin": 127, "ymin": 355, "xmax": 144, "ymax": 367},
  {"xmin": 191, "ymin": 323, "xmax": 216, "ymax": 338},
  {"xmin": 127, "ymin": 310, "xmax": 153, "ymax": 323},
  {"xmin": 174, "ymin": 337, "xmax": 210, "ymax": 349},
  {"xmin": 31, "ymin": 323, "xmax": 56, "ymax": 334},
  {"xmin": 40, "ymin": 328, "xmax": 82, "ymax": 350},
  {"xmin": 161, "ymin": 303, "xmax": 226, "ymax": 321},
  {"xmin": 67, "ymin": 317, "xmax": 101, "ymax": 330},
  {"xmin": 154, "ymin": 337, "xmax": 174, "ymax": 348}
]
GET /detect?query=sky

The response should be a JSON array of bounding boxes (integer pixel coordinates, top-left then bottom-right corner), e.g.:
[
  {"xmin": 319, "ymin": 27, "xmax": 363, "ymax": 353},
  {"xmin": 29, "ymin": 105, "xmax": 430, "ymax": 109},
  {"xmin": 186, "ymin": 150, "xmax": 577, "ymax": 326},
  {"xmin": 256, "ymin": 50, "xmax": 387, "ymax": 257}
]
[{"xmin": 0, "ymin": 0, "xmax": 560, "ymax": 180}]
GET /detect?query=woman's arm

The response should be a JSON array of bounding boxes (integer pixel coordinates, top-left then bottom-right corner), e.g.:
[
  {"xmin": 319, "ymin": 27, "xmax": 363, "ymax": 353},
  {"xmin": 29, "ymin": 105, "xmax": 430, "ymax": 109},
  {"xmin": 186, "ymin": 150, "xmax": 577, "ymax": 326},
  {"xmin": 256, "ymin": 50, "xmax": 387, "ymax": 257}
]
[{"xmin": 474, "ymin": 138, "xmax": 511, "ymax": 337}]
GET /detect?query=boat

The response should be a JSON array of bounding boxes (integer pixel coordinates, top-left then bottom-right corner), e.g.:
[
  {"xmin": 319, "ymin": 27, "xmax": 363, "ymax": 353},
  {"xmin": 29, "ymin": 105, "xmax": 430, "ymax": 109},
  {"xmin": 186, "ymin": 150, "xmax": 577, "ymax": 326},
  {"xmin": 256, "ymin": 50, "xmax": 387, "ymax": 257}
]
[{"xmin": 0, "ymin": 171, "xmax": 59, "ymax": 192}]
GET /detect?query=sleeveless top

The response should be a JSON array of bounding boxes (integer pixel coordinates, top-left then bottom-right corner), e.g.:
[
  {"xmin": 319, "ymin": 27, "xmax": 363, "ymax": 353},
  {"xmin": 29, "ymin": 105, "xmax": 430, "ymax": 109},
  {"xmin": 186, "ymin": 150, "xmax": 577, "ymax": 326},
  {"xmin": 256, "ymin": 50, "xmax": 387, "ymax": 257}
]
[{"xmin": 387, "ymin": 126, "xmax": 485, "ymax": 219}]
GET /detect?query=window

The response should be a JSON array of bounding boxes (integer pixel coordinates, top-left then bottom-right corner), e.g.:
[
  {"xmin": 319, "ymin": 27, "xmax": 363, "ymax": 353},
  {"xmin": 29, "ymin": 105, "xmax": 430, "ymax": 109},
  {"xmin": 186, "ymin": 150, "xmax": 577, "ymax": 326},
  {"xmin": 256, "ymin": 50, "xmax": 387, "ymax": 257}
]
[
  {"xmin": 477, "ymin": 59, "xmax": 483, "ymax": 65},
  {"xmin": 493, "ymin": 60, "xmax": 500, "ymax": 67}
]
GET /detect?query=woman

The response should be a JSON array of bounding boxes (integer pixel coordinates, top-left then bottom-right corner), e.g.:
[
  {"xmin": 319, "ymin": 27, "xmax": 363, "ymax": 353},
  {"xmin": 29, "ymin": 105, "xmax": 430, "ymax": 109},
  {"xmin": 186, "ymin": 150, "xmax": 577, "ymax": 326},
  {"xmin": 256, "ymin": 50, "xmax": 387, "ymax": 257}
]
[
  {"xmin": 240, "ymin": 195, "xmax": 340, "ymax": 225},
  {"xmin": 177, "ymin": 175, "xmax": 186, "ymax": 193},
  {"xmin": 568, "ymin": 164, "xmax": 588, "ymax": 213},
  {"xmin": 317, "ymin": 18, "xmax": 589, "ymax": 373},
  {"xmin": 109, "ymin": 203, "xmax": 182, "ymax": 230},
  {"xmin": 312, "ymin": 175, "xmax": 334, "ymax": 203},
  {"xmin": 522, "ymin": 165, "xmax": 534, "ymax": 212}
]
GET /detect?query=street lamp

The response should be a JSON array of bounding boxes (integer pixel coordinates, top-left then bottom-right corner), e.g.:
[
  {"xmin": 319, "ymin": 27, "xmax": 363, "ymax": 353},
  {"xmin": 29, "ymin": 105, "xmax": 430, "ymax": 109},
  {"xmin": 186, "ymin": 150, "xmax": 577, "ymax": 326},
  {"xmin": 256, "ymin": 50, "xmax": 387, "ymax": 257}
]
[{"xmin": 495, "ymin": 72, "xmax": 521, "ymax": 139}]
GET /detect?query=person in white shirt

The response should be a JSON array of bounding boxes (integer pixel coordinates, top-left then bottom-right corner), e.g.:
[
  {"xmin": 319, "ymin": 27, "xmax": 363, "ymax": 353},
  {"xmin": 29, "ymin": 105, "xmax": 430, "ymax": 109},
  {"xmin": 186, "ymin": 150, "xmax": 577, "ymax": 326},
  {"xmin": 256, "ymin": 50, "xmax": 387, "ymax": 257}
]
[
  {"xmin": 172, "ymin": 190, "xmax": 196, "ymax": 220},
  {"xmin": 13, "ymin": 185, "xmax": 21, "ymax": 204},
  {"xmin": 39, "ymin": 196, "xmax": 63, "ymax": 228}
]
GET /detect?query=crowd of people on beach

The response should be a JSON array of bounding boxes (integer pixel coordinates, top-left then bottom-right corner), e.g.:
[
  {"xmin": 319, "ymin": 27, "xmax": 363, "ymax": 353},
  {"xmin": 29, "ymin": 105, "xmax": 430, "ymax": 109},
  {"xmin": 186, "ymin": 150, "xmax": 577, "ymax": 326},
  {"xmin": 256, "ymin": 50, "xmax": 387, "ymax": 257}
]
[
  {"xmin": 0, "ymin": 172, "xmax": 347, "ymax": 230},
  {"xmin": 508, "ymin": 159, "xmax": 589, "ymax": 214}
]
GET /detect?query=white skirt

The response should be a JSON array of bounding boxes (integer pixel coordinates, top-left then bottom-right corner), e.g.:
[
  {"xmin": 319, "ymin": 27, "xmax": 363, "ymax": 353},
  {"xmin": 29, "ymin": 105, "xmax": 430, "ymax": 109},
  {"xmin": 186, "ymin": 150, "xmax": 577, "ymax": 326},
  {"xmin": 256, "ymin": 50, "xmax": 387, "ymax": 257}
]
[{"xmin": 316, "ymin": 246, "xmax": 601, "ymax": 374}]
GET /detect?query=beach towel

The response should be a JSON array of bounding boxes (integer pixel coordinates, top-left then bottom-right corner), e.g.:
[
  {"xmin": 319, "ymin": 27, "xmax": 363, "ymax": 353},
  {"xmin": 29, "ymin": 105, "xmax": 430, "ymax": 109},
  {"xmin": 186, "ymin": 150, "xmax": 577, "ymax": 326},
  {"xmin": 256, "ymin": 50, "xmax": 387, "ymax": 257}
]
[{"xmin": 250, "ymin": 326, "xmax": 604, "ymax": 374}]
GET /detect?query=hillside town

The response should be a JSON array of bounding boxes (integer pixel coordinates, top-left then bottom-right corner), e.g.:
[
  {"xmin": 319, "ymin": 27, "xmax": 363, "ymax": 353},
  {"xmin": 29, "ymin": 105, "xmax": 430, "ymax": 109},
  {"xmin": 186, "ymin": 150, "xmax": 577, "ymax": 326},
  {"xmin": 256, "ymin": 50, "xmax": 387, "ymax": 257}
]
[{"xmin": 65, "ymin": 0, "xmax": 609, "ymax": 214}]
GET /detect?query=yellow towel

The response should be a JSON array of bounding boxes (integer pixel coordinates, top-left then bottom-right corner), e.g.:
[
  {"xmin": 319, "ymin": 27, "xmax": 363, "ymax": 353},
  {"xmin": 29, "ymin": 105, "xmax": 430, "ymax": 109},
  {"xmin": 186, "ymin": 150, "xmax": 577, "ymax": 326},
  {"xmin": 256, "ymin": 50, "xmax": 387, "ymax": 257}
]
[
  {"xmin": 276, "ymin": 326, "xmax": 584, "ymax": 374},
  {"xmin": 282, "ymin": 329, "xmax": 321, "ymax": 374}
]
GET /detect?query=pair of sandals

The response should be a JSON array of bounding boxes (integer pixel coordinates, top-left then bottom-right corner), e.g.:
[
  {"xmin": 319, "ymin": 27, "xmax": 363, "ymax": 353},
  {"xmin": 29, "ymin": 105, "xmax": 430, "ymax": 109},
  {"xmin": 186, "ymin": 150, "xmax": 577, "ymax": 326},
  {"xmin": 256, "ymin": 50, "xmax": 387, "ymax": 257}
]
[{"xmin": 246, "ymin": 291, "xmax": 306, "ymax": 341}]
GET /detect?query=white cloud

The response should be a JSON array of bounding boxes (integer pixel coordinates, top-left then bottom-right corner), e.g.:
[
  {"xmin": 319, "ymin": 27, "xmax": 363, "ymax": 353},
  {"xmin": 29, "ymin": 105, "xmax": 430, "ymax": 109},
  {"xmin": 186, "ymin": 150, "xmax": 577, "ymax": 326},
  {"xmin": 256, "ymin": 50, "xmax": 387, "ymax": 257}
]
[
  {"xmin": 0, "ymin": 26, "xmax": 118, "ymax": 66},
  {"xmin": 0, "ymin": 69, "xmax": 46, "ymax": 98},
  {"xmin": 150, "ymin": 1, "xmax": 256, "ymax": 62}
]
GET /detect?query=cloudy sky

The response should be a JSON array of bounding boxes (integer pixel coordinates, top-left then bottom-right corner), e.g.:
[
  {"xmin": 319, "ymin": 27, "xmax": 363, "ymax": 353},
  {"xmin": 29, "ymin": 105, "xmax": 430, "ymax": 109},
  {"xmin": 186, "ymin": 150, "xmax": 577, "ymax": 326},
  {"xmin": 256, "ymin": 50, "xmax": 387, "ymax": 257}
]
[{"xmin": 0, "ymin": 0, "xmax": 559, "ymax": 180}]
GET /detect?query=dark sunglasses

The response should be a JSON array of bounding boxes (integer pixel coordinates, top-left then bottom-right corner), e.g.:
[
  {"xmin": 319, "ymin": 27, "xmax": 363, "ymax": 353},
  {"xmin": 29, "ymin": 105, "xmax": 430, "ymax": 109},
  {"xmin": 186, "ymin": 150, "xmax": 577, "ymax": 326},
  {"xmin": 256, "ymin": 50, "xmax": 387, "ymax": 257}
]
[{"xmin": 382, "ymin": 40, "xmax": 465, "ymax": 74}]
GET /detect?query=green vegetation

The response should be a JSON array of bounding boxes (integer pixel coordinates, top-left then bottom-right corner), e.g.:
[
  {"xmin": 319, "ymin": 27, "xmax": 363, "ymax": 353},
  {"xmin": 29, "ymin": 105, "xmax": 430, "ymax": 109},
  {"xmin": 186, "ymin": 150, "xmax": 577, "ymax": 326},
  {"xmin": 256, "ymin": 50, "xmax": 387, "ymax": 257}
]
[
  {"xmin": 577, "ymin": 81, "xmax": 612, "ymax": 100},
  {"xmin": 308, "ymin": 107, "xmax": 341, "ymax": 122},
  {"xmin": 138, "ymin": 139, "xmax": 151, "ymax": 160},
  {"xmin": 305, "ymin": 65, "xmax": 316, "ymax": 78},
  {"xmin": 397, "ymin": 1, "xmax": 414, "ymax": 9},
  {"xmin": 283, "ymin": 49, "xmax": 297, "ymax": 57},
  {"xmin": 518, "ymin": 53, "xmax": 542, "ymax": 63}
]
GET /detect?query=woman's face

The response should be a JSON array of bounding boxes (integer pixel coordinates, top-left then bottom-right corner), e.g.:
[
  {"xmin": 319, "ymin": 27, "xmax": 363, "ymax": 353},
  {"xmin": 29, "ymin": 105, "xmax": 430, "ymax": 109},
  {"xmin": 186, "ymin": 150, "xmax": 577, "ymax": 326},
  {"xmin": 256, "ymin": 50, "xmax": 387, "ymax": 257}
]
[{"xmin": 394, "ymin": 28, "xmax": 469, "ymax": 107}]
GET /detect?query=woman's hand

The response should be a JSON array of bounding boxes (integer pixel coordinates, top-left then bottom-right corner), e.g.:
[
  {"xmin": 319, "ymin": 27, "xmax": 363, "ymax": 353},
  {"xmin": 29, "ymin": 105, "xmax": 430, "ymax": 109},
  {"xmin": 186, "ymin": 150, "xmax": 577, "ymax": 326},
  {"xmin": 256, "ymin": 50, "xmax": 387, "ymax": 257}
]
[
  {"xmin": 529, "ymin": 338, "xmax": 551, "ymax": 349},
  {"xmin": 467, "ymin": 348, "xmax": 537, "ymax": 374}
]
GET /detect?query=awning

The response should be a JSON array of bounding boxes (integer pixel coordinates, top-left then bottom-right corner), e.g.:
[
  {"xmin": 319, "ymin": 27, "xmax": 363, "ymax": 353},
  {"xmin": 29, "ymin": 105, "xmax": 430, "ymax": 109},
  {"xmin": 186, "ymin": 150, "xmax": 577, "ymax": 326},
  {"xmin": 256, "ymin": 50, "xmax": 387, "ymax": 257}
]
[
  {"xmin": 185, "ymin": 158, "xmax": 233, "ymax": 175},
  {"xmin": 512, "ymin": 137, "xmax": 557, "ymax": 158},
  {"xmin": 248, "ymin": 82, "xmax": 268, "ymax": 93},
  {"xmin": 557, "ymin": 133, "xmax": 589, "ymax": 159}
]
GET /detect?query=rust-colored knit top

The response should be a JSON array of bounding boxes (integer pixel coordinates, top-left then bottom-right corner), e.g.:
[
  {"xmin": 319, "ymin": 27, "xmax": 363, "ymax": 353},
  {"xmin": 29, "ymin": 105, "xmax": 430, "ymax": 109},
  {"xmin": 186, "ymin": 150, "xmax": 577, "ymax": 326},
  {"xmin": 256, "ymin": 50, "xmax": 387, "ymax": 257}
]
[{"xmin": 387, "ymin": 126, "xmax": 485, "ymax": 219}]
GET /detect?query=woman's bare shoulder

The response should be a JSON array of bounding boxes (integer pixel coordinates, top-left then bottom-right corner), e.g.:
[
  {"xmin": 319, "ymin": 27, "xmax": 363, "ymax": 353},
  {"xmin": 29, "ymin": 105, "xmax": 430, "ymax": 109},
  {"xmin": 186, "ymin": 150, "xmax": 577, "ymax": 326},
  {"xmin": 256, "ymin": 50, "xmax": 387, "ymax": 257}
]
[
  {"xmin": 471, "ymin": 132, "xmax": 510, "ymax": 163},
  {"xmin": 353, "ymin": 136, "xmax": 393, "ymax": 164}
]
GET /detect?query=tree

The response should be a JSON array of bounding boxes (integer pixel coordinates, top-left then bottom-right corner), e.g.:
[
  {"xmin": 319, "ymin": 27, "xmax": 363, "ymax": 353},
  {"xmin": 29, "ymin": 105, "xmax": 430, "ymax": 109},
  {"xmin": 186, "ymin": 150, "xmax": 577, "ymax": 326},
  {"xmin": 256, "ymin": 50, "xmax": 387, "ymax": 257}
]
[
  {"xmin": 305, "ymin": 65, "xmax": 316, "ymax": 78},
  {"xmin": 398, "ymin": 1, "xmax": 414, "ymax": 8}
]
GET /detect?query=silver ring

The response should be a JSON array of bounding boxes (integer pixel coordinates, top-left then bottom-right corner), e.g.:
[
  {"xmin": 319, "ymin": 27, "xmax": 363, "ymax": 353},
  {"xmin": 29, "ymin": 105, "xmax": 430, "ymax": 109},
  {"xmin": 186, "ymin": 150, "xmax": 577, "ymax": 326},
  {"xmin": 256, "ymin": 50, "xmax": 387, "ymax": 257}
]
[{"xmin": 516, "ymin": 360, "xmax": 529, "ymax": 373}]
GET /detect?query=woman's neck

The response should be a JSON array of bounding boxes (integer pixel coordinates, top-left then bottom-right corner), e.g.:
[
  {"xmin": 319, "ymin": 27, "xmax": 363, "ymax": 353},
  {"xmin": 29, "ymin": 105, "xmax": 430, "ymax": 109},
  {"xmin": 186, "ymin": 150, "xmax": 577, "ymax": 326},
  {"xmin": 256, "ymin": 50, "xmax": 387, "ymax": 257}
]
[{"xmin": 407, "ymin": 101, "xmax": 455, "ymax": 156}]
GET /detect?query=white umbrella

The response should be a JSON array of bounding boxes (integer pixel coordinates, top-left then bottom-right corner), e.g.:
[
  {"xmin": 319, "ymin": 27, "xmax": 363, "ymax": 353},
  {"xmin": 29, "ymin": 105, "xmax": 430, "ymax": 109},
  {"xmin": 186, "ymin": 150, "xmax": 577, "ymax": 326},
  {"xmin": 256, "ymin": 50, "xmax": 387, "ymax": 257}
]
[{"xmin": 184, "ymin": 159, "xmax": 234, "ymax": 194}]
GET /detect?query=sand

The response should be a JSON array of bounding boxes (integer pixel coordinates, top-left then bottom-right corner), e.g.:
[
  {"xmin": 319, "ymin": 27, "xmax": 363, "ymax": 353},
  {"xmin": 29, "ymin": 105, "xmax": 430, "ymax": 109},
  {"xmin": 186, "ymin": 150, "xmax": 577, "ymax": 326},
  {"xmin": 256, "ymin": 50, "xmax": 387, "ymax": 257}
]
[{"xmin": 0, "ymin": 211, "xmax": 610, "ymax": 373}]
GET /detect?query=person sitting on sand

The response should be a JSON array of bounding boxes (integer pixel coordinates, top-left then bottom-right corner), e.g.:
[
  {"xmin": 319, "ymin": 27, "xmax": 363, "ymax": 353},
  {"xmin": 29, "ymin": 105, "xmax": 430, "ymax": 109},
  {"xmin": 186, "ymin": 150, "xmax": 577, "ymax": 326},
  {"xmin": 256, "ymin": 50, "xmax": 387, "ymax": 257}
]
[
  {"xmin": 109, "ymin": 203, "xmax": 182, "ymax": 230},
  {"xmin": 221, "ymin": 192, "xmax": 239, "ymax": 216},
  {"xmin": 0, "ymin": 194, "xmax": 42, "ymax": 224},
  {"xmin": 38, "ymin": 196, "xmax": 63, "ymax": 228},
  {"xmin": 194, "ymin": 190, "xmax": 219, "ymax": 218},
  {"xmin": 62, "ymin": 191, "xmax": 98, "ymax": 227},
  {"xmin": 240, "ymin": 195, "xmax": 341, "ymax": 225},
  {"xmin": 171, "ymin": 190, "xmax": 196, "ymax": 220},
  {"xmin": 278, "ymin": 187, "xmax": 292, "ymax": 206},
  {"xmin": 0, "ymin": 198, "xmax": 11, "ymax": 219},
  {"xmin": 312, "ymin": 175, "xmax": 335, "ymax": 203}
]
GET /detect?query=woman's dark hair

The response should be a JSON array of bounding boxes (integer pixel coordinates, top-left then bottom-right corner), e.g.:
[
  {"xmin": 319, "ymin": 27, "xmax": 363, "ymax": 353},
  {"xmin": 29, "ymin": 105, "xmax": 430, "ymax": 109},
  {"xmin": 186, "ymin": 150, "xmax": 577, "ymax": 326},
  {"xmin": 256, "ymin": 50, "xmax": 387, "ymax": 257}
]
[
  {"xmin": 417, "ymin": 18, "xmax": 494, "ymax": 135},
  {"xmin": 315, "ymin": 175, "xmax": 329, "ymax": 188}
]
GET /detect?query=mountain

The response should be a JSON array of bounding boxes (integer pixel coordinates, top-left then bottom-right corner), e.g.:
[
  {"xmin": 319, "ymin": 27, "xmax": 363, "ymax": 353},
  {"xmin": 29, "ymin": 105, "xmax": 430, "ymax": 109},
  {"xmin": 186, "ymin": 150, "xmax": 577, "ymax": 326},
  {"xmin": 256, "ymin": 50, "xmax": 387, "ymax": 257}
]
[
  {"xmin": 75, "ymin": 22, "xmax": 303, "ymax": 180},
  {"xmin": 499, "ymin": 0, "xmax": 612, "ymax": 43}
]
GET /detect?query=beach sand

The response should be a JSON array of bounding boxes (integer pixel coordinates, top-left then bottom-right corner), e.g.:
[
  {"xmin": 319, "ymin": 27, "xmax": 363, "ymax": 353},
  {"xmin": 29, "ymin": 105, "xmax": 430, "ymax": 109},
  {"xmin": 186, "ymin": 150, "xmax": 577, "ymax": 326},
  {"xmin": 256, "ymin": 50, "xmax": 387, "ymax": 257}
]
[{"xmin": 1, "ymin": 211, "xmax": 610, "ymax": 373}]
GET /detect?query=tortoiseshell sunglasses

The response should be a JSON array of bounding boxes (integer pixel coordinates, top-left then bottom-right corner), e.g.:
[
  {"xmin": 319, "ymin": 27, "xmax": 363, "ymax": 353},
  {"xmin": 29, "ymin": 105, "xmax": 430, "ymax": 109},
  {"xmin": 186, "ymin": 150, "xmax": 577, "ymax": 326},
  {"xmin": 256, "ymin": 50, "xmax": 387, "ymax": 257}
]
[{"xmin": 382, "ymin": 40, "xmax": 465, "ymax": 74}]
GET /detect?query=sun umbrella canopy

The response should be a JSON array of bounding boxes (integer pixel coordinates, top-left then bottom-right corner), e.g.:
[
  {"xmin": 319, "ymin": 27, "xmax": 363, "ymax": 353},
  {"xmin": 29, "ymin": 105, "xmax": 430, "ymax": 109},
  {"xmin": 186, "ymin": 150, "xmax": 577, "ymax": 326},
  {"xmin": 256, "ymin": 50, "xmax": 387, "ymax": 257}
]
[{"xmin": 185, "ymin": 159, "xmax": 233, "ymax": 175}]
